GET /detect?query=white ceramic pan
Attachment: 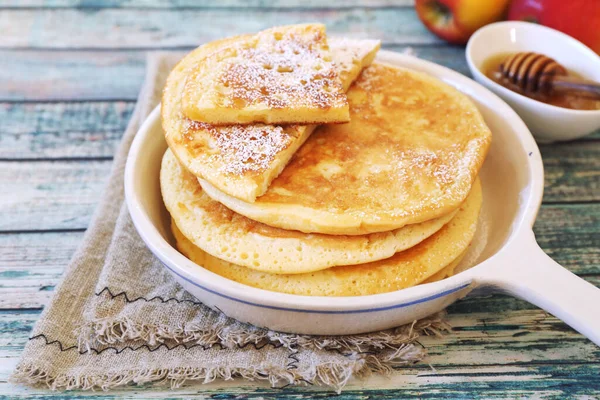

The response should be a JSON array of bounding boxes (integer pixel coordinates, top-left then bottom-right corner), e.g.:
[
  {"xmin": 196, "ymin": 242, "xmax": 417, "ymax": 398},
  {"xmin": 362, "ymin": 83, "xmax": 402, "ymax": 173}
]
[{"xmin": 125, "ymin": 51, "xmax": 600, "ymax": 345}]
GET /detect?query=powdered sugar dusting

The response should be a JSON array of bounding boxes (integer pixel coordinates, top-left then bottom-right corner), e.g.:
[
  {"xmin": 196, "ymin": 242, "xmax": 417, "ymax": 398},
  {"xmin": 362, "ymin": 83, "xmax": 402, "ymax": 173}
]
[
  {"xmin": 354, "ymin": 64, "xmax": 380, "ymax": 92},
  {"xmin": 177, "ymin": 37, "xmax": 381, "ymax": 177},
  {"xmin": 184, "ymin": 118, "xmax": 293, "ymax": 175},
  {"xmin": 328, "ymin": 38, "xmax": 379, "ymax": 83},
  {"xmin": 205, "ymin": 25, "xmax": 346, "ymax": 110}
]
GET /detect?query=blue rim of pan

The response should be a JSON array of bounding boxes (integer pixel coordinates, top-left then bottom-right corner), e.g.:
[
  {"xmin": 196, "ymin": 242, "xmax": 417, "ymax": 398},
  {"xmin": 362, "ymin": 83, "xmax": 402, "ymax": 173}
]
[{"xmin": 161, "ymin": 261, "xmax": 471, "ymax": 314}]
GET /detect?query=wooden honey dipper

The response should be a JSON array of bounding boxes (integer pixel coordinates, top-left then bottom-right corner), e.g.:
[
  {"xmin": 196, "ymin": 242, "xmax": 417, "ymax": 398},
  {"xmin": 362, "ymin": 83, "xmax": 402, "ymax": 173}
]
[{"xmin": 496, "ymin": 52, "xmax": 600, "ymax": 99}]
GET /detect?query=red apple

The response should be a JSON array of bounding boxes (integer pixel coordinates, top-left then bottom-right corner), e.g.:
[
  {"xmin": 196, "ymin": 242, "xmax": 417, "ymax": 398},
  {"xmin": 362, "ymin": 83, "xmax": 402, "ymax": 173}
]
[
  {"xmin": 508, "ymin": 0, "xmax": 600, "ymax": 54},
  {"xmin": 415, "ymin": 0, "xmax": 511, "ymax": 44}
]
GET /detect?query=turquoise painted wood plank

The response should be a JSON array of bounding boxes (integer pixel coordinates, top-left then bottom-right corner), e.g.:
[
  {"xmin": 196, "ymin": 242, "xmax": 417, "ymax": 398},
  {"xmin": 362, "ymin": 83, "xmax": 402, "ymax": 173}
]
[
  {"xmin": 0, "ymin": 205, "xmax": 596, "ymax": 272},
  {"xmin": 0, "ymin": 215, "xmax": 597, "ymax": 308},
  {"xmin": 0, "ymin": 102, "xmax": 134, "ymax": 159},
  {"xmin": 0, "ymin": 48, "xmax": 464, "ymax": 102},
  {"xmin": 0, "ymin": 155, "xmax": 598, "ymax": 231},
  {"xmin": 535, "ymin": 205, "xmax": 600, "ymax": 272},
  {"xmin": 0, "ymin": 102, "xmax": 134, "ymax": 134},
  {"xmin": 0, "ymin": 0, "xmax": 416, "ymax": 7},
  {"xmin": 0, "ymin": 232, "xmax": 82, "ymax": 268},
  {"xmin": 0, "ymin": 160, "xmax": 112, "ymax": 232},
  {"xmin": 1, "ymin": 305, "xmax": 599, "ymax": 376},
  {"xmin": 0, "ymin": 47, "xmax": 468, "ymax": 101},
  {"xmin": 2, "ymin": 364, "xmax": 600, "ymax": 399},
  {"xmin": 1, "ymin": 149, "xmax": 599, "ymax": 231},
  {"xmin": 1, "ymin": 101, "xmax": 597, "ymax": 160},
  {"xmin": 0, "ymin": 51, "xmax": 146, "ymax": 101},
  {"xmin": 540, "ymin": 142, "xmax": 600, "ymax": 203},
  {"xmin": 3, "ymin": 55, "xmax": 599, "ymax": 144},
  {"xmin": 0, "ymin": 8, "xmax": 440, "ymax": 49}
]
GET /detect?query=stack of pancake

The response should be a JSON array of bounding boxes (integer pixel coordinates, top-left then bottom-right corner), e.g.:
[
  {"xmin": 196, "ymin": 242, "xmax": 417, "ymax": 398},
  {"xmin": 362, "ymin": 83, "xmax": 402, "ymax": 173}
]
[{"xmin": 160, "ymin": 24, "xmax": 491, "ymax": 297}]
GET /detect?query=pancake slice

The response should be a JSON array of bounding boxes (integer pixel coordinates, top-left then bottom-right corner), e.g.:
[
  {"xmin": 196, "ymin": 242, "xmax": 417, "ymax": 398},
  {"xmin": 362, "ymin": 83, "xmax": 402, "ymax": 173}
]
[
  {"xmin": 422, "ymin": 248, "xmax": 468, "ymax": 284},
  {"xmin": 163, "ymin": 37, "xmax": 380, "ymax": 203},
  {"xmin": 200, "ymin": 63, "xmax": 491, "ymax": 234},
  {"xmin": 172, "ymin": 178, "xmax": 482, "ymax": 297},
  {"xmin": 161, "ymin": 148, "xmax": 457, "ymax": 274},
  {"xmin": 182, "ymin": 24, "xmax": 350, "ymax": 125}
]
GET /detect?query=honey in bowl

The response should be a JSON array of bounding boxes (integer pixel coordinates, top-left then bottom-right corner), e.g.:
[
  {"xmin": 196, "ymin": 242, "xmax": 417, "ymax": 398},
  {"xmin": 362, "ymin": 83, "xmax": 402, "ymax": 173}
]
[{"xmin": 482, "ymin": 52, "xmax": 600, "ymax": 111}]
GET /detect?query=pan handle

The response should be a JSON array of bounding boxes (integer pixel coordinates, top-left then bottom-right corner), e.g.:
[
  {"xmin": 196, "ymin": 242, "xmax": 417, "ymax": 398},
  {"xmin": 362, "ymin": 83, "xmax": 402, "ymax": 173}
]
[{"xmin": 477, "ymin": 229, "xmax": 600, "ymax": 346}]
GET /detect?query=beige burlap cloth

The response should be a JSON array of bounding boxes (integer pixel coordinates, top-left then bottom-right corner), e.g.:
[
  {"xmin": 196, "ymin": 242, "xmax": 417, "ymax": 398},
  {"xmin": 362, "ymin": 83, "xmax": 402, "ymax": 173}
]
[{"xmin": 12, "ymin": 53, "xmax": 448, "ymax": 392}]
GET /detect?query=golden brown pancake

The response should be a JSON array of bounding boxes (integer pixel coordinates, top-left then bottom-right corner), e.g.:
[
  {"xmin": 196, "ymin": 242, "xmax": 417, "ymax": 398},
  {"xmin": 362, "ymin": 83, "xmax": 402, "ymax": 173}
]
[
  {"xmin": 163, "ymin": 37, "xmax": 380, "ymax": 203},
  {"xmin": 422, "ymin": 248, "xmax": 468, "ymax": 284},
  {"xmin": 201, "ymin": 63, "xmax": 491, "ymax": 235},
  {"xmin": 161, "ymin": 149, "xmax": 457, "ymax": 274},
  {"xmin": 181, "ymin": 24, "xmax": 350, "ymax": 126},
  {"xmin": 172, "ymin": 178, "xmax": 482, "ymax": 297}
]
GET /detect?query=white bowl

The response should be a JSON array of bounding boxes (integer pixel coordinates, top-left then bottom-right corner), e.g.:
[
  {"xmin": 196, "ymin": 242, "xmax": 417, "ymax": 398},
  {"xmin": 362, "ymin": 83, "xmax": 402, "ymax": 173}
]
[
  {"xmin": 466, "ymin": 21, "xmax": 600, "ymax": 143},
  {"xmin": 125, "ymin": 51, "xmax": 600, "ymax": 344}
]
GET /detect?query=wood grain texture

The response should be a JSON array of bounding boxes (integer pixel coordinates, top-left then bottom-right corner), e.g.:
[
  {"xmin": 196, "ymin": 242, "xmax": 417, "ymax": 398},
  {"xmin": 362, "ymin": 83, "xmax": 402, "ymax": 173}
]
[
  {"xmin": 0, "ymin": 8, "xmax": 440, "ymax": 49},
  {"xmin": 0, "ymin": 51, "xmax": 146, "ymax": 101},
  {"xmin": 0, "ymin": 102, "xmax": 134, "ymax": 159},
  {"xmin": 1, "ymin": 150, "xmax": 598, "ymax": 231},
  {"xmin": 0, "ymin": 204, "xmax": 598, "ymax": 309},
  {"xmin": 0, "ymin": 160, "xmax": 111, "ymax": 231},
  {"xmin": 1, "ymin": 308, "xmax": 599, "ymax": 397},
  {"xmin": 0, "ymin": 207, "xmax": 596, "ymax": 272},
  {"xmin": 0, "ymin": 103, "xmax": 598, "ymax": 167},
  {"xmin": 1, "ymin": 3, "xmax": 599, "ymax": 397},
  {"xmin": 1, "ymin": 364, "xmax": 599, "ymax": 399},
  {"xmin": 0, "ymin": 46, "xmax": 467, "ymax": 101},
  {"xmin": 1, "ymin": 100, "xmax": 597, "ymax": 160},
  {"xmin": 540, "ymin": 142, "xmax": 600, "ymax": 202},
  {"xmin": 4, "ymin": 306, "xmax": 600, "ymax": 364}
]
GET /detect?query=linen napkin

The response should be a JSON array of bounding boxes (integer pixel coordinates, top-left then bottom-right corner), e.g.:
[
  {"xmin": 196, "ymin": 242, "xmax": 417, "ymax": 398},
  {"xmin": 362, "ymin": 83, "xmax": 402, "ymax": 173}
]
[{"xmin": 12, "ymin": 52, "xmax": 448, "ymax": 392}]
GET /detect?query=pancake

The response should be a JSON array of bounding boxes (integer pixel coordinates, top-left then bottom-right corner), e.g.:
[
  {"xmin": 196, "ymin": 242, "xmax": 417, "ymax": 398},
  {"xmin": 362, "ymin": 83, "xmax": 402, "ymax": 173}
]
[
  {"xmin": 172, "ymin": 178, "xmax": 482, "ymax": 297},
  {"xmin": 161, "ymin": 149, "xmax": 457, "ymax": 274},
  {"xmin": 181, "ymin": 24, "xmax": 350, "ymax": 126},
  {"xmin": 422, "ymin": 248, "xmax": 467, "ymax": 284},
  {"xmin": 163, "ymin": 37, "xmax": 380, "ymax": 203},
  {"xmin": 200, "ymin": 63, "xmax": 491, "ymax": 235}
]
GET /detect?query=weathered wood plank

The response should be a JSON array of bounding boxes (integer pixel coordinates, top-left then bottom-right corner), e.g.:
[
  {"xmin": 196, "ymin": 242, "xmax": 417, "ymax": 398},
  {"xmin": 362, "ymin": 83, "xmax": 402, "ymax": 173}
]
[
  {"xmin": 0, "ymin": 160, "xmax": 112, "ymax": 231},
  {"xmin": 1, "ymin": 308, "xmax": 599, "ymax": 397},
  {"xmin": 534, "ymin": 205, "xmax": 600, "ymax": 271},
  {"xmin": 0, "ymin": 206, "xmax": 597, "ymax": 271},
  {"xmin": 1, "ymin": 307, "xmax": 599, "ymax": 374},
  {"xmin": 0, "ymin": 51, "xmax": 146, "ymax": 101},
  {"xmin": 0, "ymin": 288, "xmax": 56, "ymax": 310},
  {"xmin": 0, "ymin": 46, "xmax": 468, "ymax": 101},
  {"xmin": 1, "ymin": 100, "xmax": 597, "ymax": 161},
  {"xmin": 0, "ymin": 8, "xmax": 440, "ymax": 49},
  {"xmin": 1, "ymin": 152, "xmax": 598, "ymax": 231},
  {"xmin": 3, "ymin": 54, "xmax": 599, "ymax": 145},
  {"xmin": 1, "ymin": 363, "xmax": 599, "ymax": 398},
  {"xmin": 0, "ymin": 102, "xmax": 134, "ymax": 159},
  {"xmin": 0, "ymin": 0, "xmax": 416, "ymax": 7},
  {"xmin": 0, "ymin": 232, "xmax": 82, "ymax": 267},
  {"xmin": 540, "ymin": 142, "xmax": 600, "ymax": 203},
  {"xmin": 0, "ymin": 102, "xmax": 134, "ymax": 134},
  {"xmin": 0, "ymin": 232, "xmax": 82, "ymax": 308},
  {"xmin": 0, "ymin": 226, "xmax": 597, "ymax": 309}
]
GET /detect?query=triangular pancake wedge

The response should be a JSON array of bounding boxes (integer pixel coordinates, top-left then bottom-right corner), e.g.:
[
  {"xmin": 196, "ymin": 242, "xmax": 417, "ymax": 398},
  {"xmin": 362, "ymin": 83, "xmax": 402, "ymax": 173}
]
[
  {"xmin": 162, "ymin": 37, "xmax": 380, "ymax": 203},
  {"xmin": 181, "ymin": 24, "xmax": 350, "ymax": 126}
]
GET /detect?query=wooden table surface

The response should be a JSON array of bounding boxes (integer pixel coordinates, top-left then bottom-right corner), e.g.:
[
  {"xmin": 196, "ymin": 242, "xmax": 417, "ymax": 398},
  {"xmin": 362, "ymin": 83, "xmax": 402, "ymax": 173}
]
[{"xmin": 1, "ymin": 1, "xmax": 599, "ymax": 398}]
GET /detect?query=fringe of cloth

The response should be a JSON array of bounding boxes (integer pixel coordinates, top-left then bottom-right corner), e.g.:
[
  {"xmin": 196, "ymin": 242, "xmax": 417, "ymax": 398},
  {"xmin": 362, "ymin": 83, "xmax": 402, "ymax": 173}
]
[
  {"xmin": 14, "ymin": 313, "xmax": 450, "ymax": 392},
  {"xmin": 77, "ymin": 312, "xmax": 451, "ymax": 353},
  {"xmin": 11, "ymin": 345, "xmax": 426, "ymax": 393}
]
